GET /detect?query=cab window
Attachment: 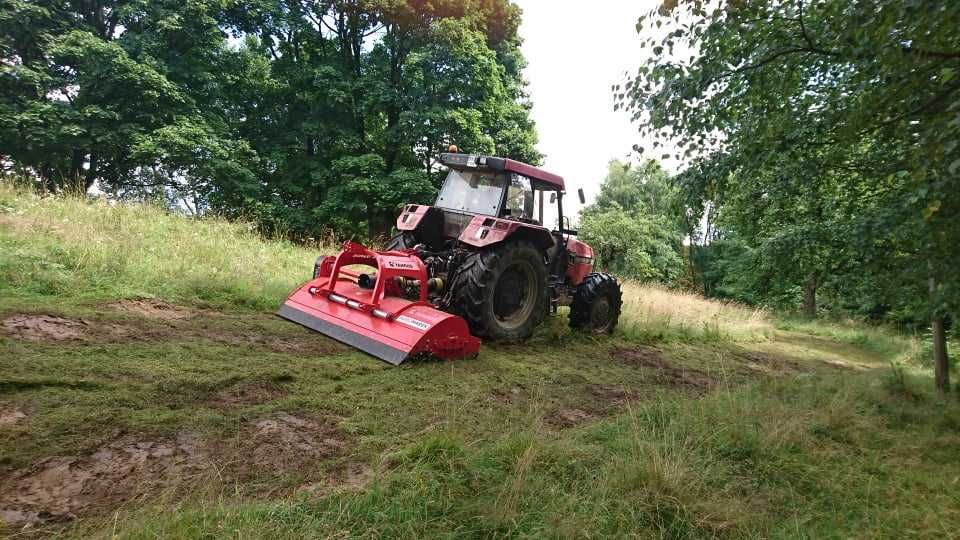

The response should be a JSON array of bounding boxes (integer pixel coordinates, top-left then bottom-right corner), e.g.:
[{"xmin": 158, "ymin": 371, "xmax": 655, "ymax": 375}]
[{"xmin": 503, "ymin": 174, "xmax": 534, "ymax": 220}]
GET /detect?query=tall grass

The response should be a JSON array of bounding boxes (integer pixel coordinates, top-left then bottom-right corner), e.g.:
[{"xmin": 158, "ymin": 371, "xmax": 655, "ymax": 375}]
[
  {"xmin": 0, "ymin": 183, "xmax": 327, "ymax": 309},
  {"xmin": 619, "ymin": 281, "xmax": 773, "ymax": 341}
]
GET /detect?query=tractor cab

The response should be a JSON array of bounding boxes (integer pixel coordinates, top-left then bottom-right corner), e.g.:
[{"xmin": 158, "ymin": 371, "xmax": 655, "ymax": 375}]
[
  {"xmin": 435, "ymin": 168, "xmax": 539, "ymax": 224},
  {"xmin": 432, "ymin": 151, "xmax": 578, "ymax": 231}
]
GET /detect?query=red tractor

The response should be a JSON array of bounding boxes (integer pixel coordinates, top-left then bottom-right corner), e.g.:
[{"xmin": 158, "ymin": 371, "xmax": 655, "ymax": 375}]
[{"xmin": 279, "ymin": 151, "xmax": 622, "ymax": 364}]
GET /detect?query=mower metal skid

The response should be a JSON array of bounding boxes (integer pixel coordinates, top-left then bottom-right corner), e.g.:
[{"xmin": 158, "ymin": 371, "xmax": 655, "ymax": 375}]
[{"xmin": 278, "ymin": 241, "xmax": 481, "ymax": 365}]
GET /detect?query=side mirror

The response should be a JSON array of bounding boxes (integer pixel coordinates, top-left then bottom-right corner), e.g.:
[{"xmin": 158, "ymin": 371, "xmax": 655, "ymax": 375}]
[
  {"xmin": 577, "ymin": 188, "xmax": 586, "ymax": 204},
  {"xmin": 549, "ymin": 192, "xmax": 557, "ymax": 204}
]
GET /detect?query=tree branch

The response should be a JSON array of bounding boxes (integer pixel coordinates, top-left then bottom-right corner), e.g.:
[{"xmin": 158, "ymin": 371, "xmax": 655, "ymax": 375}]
[
  {"xmin": 705, "ymin": 46, "xmax": 824, "ymax": 86},
  {"xmin": 797, "ymin": 0, "xmax": 817, "ymax": 52},
  {"xmin": 864, "ymin": 78, "xmax": 960, "ymax": 133},
  {"xmin": 902, "ymin": 46, "xmax": 960, "ymax": 60}
]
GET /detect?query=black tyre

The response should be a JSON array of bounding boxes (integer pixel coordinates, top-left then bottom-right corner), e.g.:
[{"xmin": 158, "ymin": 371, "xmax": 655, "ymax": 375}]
[
  {"xmin": 451, "ymin": 242, "xmax": 548, "ymax": 340},
  {"xmin": 312, "ymin": 255, "xmax": 326, "ymax": 279},
  {"xmin": 569, "ymin": 273, "xmax": 622, "ymax": 334},
  {"xmin": 385, "ymin": 232, "xmax": 416, "ymax": 250}
]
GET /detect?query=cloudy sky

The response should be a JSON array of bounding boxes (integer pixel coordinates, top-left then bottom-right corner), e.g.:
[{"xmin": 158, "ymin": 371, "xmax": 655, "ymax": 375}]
[{"xmin": 514, "ymin": 0, "xmax": 669, "ymax": 215}]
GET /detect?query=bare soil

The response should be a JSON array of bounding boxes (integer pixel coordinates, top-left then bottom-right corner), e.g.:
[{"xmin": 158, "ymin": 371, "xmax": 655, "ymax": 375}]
[
  {"xmin": 0, "ymin": 310, "xmax": 343, "ymax": 356},
  {"xmin": 209, "ymin": 381, "xmax": 289, "ymax": 409},
  {"xmin": 205, "ymin": 331, "xmax": 344, "ymax": 356},
  {"xmin": 108, "ymin": 299, "xmax": 196, "ymax": 320},
  {"xmin": 545, "ymin": 408, "xmax": 593, "ymax": 428},
  {"xmin": 1, "ymin": 315, "xmax": 90, "ymax": 342},
  {"xmin": 1, "ymin": 314, "xmax": 134, "ymax": 343},
  {"xmin": 0, "ymin": 408, "xmax": 27, "ymax": 427},
  {"xmin": 612, "ymin": 345, "xmax": 667, "ymax": 367},
  {"xmin": 587, "ymin": 384, "xmax": 640, "ymax": 406},
  {"xmin": 296, "ymin": 462, "xmax": 373, "ymax": 496},
  {"xmin": 611, "ymin": 347, "xmax": 716, "ymax": 394},
  {"xmin": 0, "ymin": 413, "xmax": 351, "ymax": 528},
  {"xmin": 0, "ymin": 433, "xmax": 208, "ymax": 528},
  {"xmin": 238, "ymin": 413, "xmax": 349, "ymax": 476}
]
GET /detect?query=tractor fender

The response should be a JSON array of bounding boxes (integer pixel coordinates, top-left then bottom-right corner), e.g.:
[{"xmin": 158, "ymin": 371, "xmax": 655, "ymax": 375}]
[
  {"xmin": 458, "ymin": 215, "xmax": 554, "ymax": 253},
  {"xmin": 565, "ymin": 237, "xmax": 595, "ymax": 286}
]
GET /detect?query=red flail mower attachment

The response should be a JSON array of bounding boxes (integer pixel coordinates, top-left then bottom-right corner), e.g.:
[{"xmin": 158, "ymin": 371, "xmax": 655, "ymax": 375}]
[{"xmin": 278, "ymin": 241, "xmax": 481, "ymax": 365}]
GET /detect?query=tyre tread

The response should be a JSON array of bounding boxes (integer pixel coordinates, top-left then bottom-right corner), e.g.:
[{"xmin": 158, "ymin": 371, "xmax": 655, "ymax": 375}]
[{"xmin": 569, "ymin": 272, "xmax": 623, "ymax": 332}]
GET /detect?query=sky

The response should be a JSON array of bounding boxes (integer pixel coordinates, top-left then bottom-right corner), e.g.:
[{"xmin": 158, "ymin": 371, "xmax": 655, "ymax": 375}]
[{"xmin": 514, "ymin": 0, "xmax": 668, "ymax": 216}]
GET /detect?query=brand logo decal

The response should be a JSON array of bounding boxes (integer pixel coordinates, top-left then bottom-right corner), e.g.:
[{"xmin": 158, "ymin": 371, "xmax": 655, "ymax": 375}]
[{"xmin": 396, "ymin": 315, "xmax": 431, "ymax": 331}]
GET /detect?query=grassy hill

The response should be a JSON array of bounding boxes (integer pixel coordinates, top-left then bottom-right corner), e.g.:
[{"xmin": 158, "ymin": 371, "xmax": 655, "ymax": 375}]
[{"xmin": 1, "ymin": 183, "xmax": 958, "ymax": 538}]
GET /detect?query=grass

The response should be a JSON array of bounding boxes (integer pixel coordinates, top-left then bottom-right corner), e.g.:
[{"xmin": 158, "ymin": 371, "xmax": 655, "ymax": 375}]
[
  {"xmin": 775, "ymin": 316, "xmax": 958, "ymax": 375},
  {"xmin": 619, "ymin": 282, "xmax": 773, "ymax": 342},
  {"xmin": 0, "ymin": 183, "xmax": 325, "ymax": 310},
  {"xmin": 1, "ymin": 183, "xmax": 959, "ymax": 538}
]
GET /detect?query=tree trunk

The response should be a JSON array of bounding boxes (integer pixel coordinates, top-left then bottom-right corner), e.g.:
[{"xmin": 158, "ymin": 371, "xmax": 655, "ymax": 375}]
[
  {"xmin": 929, "ymin": 271, "xmax": 950, "ymax": 393},
  {"xmin": 802, "ymin": 272, "xmax": 818, "ymax": 317},
  {"xmin": 932, "ymin": 315, "xmax": 950, "ymax": 393}
]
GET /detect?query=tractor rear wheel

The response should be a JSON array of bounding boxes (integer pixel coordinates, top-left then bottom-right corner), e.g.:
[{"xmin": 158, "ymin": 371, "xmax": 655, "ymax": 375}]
[
  {"xmin": 569, "ymin": 273, "xmax": 622, "ymax": 334},
  {"xmin": 385, "ymin": 232, "xmax": 416, "ymax": 250},
  {"xmin": 451, "ymin": 242, "xmax": 548, "ymax": 341}
]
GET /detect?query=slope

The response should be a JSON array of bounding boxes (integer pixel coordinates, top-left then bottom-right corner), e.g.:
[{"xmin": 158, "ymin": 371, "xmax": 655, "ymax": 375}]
[{"xmin": 1, "ymin": 184, "xmax": 958, "ymax": 538}]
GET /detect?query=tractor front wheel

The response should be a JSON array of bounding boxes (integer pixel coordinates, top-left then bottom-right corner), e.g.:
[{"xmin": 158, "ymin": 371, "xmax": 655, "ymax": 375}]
[
  {"xmin": 451, "ymin": 242, "xmax": 548, "ymax": 341},
  {"xmin": 569, "ymin": 273, "xmax": 622, "ymax": 334}
]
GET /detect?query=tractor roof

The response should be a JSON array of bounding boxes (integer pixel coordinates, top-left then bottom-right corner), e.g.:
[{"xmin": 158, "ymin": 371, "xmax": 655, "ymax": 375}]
[{"xmin": 439, "ymin": 153, "xmax": 565, "ymax": 190}]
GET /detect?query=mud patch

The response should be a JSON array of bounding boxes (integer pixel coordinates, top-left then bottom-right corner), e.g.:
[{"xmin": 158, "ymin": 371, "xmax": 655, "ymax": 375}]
[
  {"xmin": 0, "ymin": 413, "xmax": 352, "ymax": 528},
  {"xmin": 0, "ymin": 408, "xmax": 26, "ymax": 427},
  {"xmin": 612, "ymin": 347, "xmax": 716, "ymax": 394},
  {"xmin": 0, "ymin": 311, "xmax": 340, "ymax": 356},
  {"xmin": 0, "ymin": 434, "xmax": 208, "ymax": 528},
  {"xmin": 1, "ymin": 315, "xmax": 88, "ymax": 342},
  {"xmin": 0, "ymin": 314, "xmax": 134, "ymax": 343},
  {"xmin": 215, "ymin": 333, "xmax": 345, "ymax": 356},
  {"xmin": 210, "ymin": 381, "xmax": 289, "ymax": 409},
  {"xmin": 240, "ymin": 413, "xmax": 348, "ymax": 475},
  {"xmin": 546, "ymin": 408, "xmax": 593, "ymax": 428},
  {"xmin": 613, "ymin": 345, "xmax": 668, "ymax": 368},
  {"xmin": 296, "ymin": 462, "xmax": 373, "ymax": 496},
  {"xmin": 587, "ymin": 384, "xmax": 639, "ymax": 406},
  {"xmin": 109, "ymin": 298, "xmax": 195, "ymax": 320}
]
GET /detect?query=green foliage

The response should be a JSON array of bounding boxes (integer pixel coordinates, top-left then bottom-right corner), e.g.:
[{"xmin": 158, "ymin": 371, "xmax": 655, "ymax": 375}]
[
  {"xmin": 580, "ymin": 208, "xmax": 683, "ymax": 283},
  {"xmin": 623, "ymin": 1, "xmax": 960, "ymax": 331},
  {"xmin": 579, "ymin": 160, "xmax": 684, "ymax": 283},
  {"xmin": 0, "ymin": 0, "xmax": 539, "ymax": 239}
]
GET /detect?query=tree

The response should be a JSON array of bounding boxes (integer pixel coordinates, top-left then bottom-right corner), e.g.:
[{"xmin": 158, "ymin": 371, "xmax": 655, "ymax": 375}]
[
  {"xmin": 623, "ymin": 0, "xmax": 959, "ymax": 390},
  {"xmin": 0, "ymin": 0, "xmax": 540, "ymax": 240},
  {"xmin": 579, "ymin": 159, "xmax": 684, "ymax": 283}
]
